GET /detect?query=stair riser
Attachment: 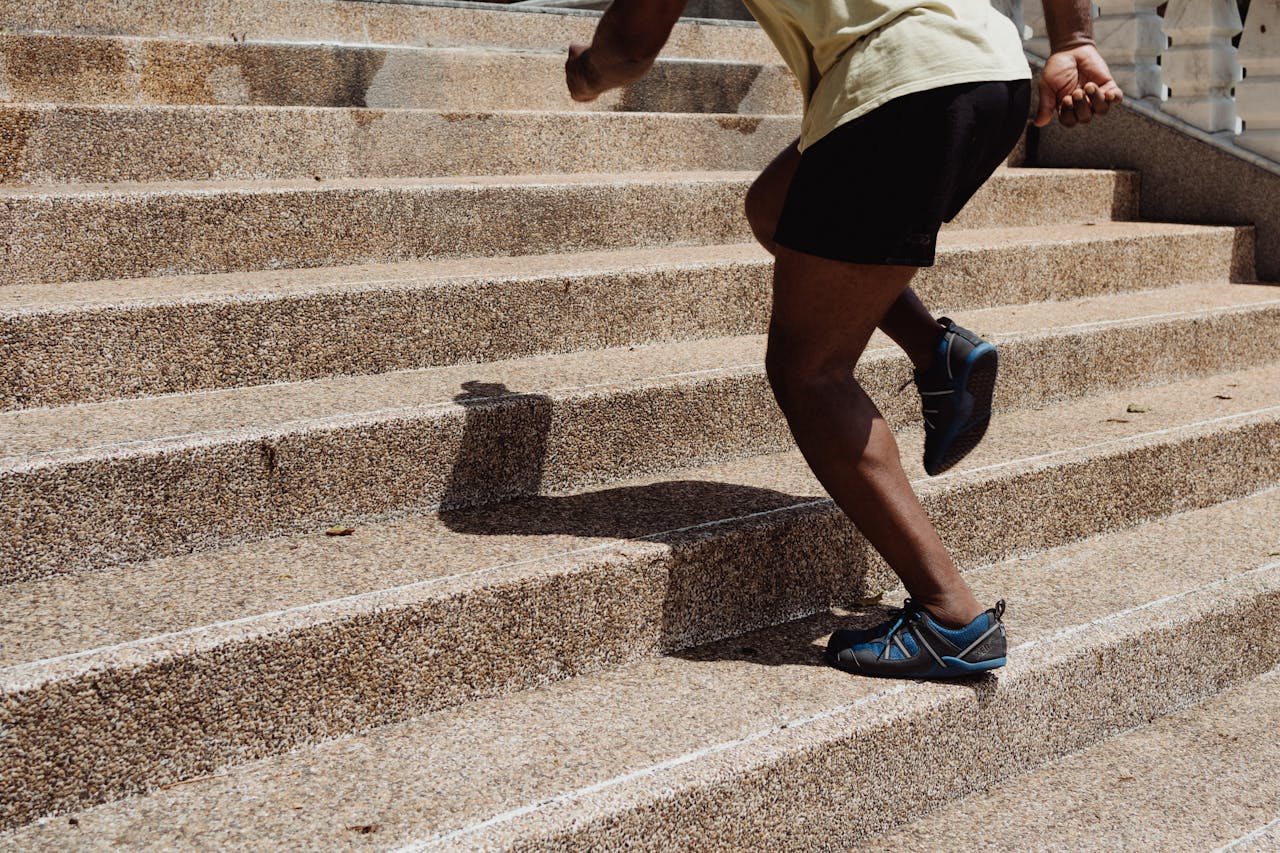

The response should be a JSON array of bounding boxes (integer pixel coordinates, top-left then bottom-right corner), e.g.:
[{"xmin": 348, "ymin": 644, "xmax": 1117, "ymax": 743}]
[
  {"xmin": 0, "ymin": 34, "xmax": 800, "ymax": 113},
  {"xmin": 0, "ymin": 171, "xmax": 1136, "ymax": 286},
  {"xmin": 3, "ymin": 419, "xmax": 1277, "ymax": 830},
  {"xmin": 508, "ymin": 582, "xmax": 1280, "ymax": 850},
  {"xmin": 0, "ymin": 106, "xmax": 800, "ymax": 185},
  {"xmin": 1, "ymin": 228, "xmax": 1250, "ymax": 409},
  {"xmin": 0, "ymin": 0, "xmax": 781, "ymax": 64},
  {"xmin": 5, "ymin": 305, "xmax": 1278, "ymax": 582}
]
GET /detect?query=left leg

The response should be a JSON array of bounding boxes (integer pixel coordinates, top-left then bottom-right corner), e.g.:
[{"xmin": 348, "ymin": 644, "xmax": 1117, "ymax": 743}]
[{"xmin": 765, "ymin": 247, "xmax": 983, "ymax": 627}]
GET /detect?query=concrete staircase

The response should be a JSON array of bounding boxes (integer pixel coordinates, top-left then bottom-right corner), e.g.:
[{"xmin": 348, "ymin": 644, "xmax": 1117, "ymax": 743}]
[{"xmin": 2, "ymin": 1, "xmax": 1278, "ymax": 848}]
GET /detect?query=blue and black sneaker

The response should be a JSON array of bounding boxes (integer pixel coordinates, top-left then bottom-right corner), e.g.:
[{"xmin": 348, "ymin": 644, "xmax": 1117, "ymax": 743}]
[
  {"xmin": 827, "ymin": 599, "xmax": 1007, "ymax": 679},
  {"xmin": 913, "ymin": 318, "xmax": 998, "ymax": 476}
]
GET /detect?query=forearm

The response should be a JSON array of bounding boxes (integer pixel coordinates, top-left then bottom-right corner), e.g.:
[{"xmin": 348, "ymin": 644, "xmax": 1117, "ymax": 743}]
[
  {"xmin": 583, "ymin": 0, "xmax": 686, "ymax": 89},
  {"xmin": 1041, "ymin": 0, "xmax": 1096, "ymax": 52}
]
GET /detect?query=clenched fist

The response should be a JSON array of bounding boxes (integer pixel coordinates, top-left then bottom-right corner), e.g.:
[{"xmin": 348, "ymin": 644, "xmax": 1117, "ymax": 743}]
[{"xmin": 1034, "ymin": 44, "xmax": 1124, "ymax": 128}]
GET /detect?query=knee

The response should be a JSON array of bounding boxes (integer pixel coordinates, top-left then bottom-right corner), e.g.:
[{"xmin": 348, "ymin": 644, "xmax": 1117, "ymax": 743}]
[{"xmin": 765, "ymin": 334, "xmax": 850, "ymax": 409}]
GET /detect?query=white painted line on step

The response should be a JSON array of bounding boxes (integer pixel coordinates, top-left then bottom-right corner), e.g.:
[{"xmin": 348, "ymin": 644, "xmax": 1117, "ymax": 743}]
[
  {"xmin": 1209, "ymin": 813, "xmax": 1280, "ymax": 853},
  {"xmin": 398, "ymin": 562, "xmax": 1280, "ymax": 850},
  {"xmin": 988, "ymin": 298, "xmax": 1280, "ymax": 340},
  {"xmin": 8, "ymin": 410, "xmax": 1280, "ymax": 679}
]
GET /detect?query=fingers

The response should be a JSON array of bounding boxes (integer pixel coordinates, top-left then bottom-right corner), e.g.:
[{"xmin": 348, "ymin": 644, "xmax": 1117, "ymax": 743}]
[{"xmin": 564, "ymin": 43, "xmax": 599, "ymax": 102}]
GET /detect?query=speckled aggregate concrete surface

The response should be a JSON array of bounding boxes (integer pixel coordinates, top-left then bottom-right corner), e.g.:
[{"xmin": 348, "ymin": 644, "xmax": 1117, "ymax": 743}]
[
  {"xmin": 3, "ymin": 489, "xmax": 1278, "ymax": 847},
  {"xmin": 0, "ymin": 0, "xmax": 782, "ymax": 64},
  {"xmin": 3, "ymin": 291, "xmax": 1278, "ymax": 581},
  {"xmin": 0, "ymin": 225, "xmax": 1253, "ymax": 408},
  {"xmin": 861, "ymin": 667, "xmax": 1280, "ymax": 852},
  {"xmin": 0, "ymin": 105, "xmax": 801, "ymax": 185},
  {"xmin": 0, "ymin": 34, "xmax": 801, "ymax": 113},
  {"xmin": 0, "ymin": 168, "xmax": 1133, "ymax": 285},
  {"xmin": 5, "ymin": 0, "xmax": 1279, "ymax": 846},
  {"xmin": 2, "ymin": 365, "xmax": 1278, "ymax": 828}
]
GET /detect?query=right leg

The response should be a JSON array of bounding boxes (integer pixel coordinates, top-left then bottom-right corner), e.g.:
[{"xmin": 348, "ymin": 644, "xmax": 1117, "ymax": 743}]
[{"xmin": 745, "ymin": 142, "xmax": 943, "ymax": 371}]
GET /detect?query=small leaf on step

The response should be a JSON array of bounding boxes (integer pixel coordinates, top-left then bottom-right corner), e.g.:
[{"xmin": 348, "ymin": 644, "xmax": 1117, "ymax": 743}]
[
  {"xmin": 1214, "ymin": 394, "xmax": 1233, "ymax": 400},
  {"xmin": 325, "ymin": 526, "xmax": 355, "ymax": 537},
  {"xmin": 346, "ymin": 825, "xmax": 379, "ymax": 834},
  {"xmin": 854, "ymin": 591, "xmax": 884, "ymax": 607},
  {"xmin": 1105, "ymin": 418, "xmax": 1131, "ymax": 424},
  {"xmin": 1125, "ymin": 404, "xmax": 1150, "ymax": 414}
]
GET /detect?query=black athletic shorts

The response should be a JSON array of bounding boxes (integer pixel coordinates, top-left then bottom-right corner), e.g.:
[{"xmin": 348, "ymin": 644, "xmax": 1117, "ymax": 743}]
[{"xmin": 773, "ymin": 79, "xmax": 1032, "ymax": 267}]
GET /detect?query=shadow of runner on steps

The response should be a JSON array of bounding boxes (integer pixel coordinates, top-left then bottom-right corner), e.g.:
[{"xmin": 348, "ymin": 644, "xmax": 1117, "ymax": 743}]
[{"xmin": 437, "ymin": 380, "xmax": 896, "ymax": 664}]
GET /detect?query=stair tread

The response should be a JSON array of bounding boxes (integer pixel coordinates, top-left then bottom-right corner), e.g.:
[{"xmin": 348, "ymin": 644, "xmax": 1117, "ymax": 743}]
[
  {"xmin": 6, "ymin": 487, "xmax": 1278, "ymax": 849},
  {"xmin": 3, "ymin": 281, "xmax": 1276, "ymax": 465},
  {"xmin": 0, "ymin": 3, "xmax": 781, "ymax": 63},
  {"xmin": 0, "ymin": 166, "xmax": 1112, "ymax": 199},
  {"xmin": 3, "ymin": 360, "xmax": 1277, "ymax": 675},
  {"xmin": 865, "ymin": 668, "xmax": 1280, "ymax": 852},
  {"xmin": 0, "ymin": 222, "xmax": 1241, "ymax": 314}
]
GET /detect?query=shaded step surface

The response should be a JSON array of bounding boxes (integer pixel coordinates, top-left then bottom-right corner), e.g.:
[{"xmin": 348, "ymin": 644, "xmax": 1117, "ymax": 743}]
[
  {"xmin": 0, "ymin": 168, "xmax": 1137, "ymax": 286},
  {"xmin": 0, "ymin": 0, "xmax": 781, "ymax": 64},
  {"xmin": 4, "ymin": 487, "xmax": 1278, "ymax": 846},
  {"xmin": 0, "ymin": 105, "xmax": 800, "ymax": 185},
  {"xmin": 861, "ymin": 666, "xmax": 1280, "ymax": 852},
  {"xmin": 1, "ymin": 223, "xmax": 1253, "ymax": 408},
  {"xmin": 0, "ymin": 33, "xmax": 800, "ymax": 113},
  {"xmin": 2, "ymin": 365, "xmax": 1279, "ymax": 826},
  {"xmin": 4, "ymin": 285, "xmax": 1278, "ymax": 581}
]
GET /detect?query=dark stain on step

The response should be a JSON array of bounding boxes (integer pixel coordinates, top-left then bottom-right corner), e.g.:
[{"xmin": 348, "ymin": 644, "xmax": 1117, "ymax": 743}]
[
  {"xmin": 231, "ymin": 43, "xmax": 388, "ymax": 108},
  {"xmin": 615, "ymin": 61, "xmax": 763, "ymax": 114},
  {"xmin": 715, "ymin": 115, "xmax": 763, "ymax": 135}
]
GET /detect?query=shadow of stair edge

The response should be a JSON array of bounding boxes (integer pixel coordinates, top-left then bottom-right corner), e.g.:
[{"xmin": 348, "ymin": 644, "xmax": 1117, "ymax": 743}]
[{"xmin": 1, "ymin": 413, "xmax": 1278, "ymax": 830}]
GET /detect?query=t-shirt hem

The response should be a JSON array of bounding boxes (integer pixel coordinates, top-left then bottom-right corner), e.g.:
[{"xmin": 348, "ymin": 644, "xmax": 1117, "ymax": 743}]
[{"xmin": 799, "ymin": 67, "xmax": 1034, "ymax": 152}]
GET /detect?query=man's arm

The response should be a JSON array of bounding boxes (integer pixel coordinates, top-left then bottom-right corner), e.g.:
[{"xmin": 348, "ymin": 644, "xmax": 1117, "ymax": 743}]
[
  {"xmin": 565, "ymin": 0, "xmax": 689, "ymax": 102},
  {"xmin": 1035, "ymin": 0, "xmax": 1124, "ymax": 127}
]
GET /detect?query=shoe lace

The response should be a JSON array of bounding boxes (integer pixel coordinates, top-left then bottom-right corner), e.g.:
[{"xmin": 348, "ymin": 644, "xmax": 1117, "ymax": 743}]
[{"xmin": 876, "ymin": 599, "xmax": 946, "ymax": 667}]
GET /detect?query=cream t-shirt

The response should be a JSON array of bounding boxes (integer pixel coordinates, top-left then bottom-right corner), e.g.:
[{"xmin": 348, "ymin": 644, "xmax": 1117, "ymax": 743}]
[{"xmin": 741, "ymin": 0, "xmax": 1032, "ymax": 150}]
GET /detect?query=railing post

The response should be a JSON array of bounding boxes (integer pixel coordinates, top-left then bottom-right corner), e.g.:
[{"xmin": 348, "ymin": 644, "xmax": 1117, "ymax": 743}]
[
  {"xmin": 1094, "ymin": 1, "xmax": 1167, "ymax": 99},
  {"xmin": 1235, "ymin": 0, "xmax": 1280, "ymax": 159},
  {"xmin": 1161, "ymin": 0, "xmax": 1244, "ymax": 135}
]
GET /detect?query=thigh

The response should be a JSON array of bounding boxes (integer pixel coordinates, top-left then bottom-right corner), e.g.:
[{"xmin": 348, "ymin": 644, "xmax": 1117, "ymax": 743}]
[{"xmin": 769, "ymin": 246, "xmax": 918, "ymax": 371}]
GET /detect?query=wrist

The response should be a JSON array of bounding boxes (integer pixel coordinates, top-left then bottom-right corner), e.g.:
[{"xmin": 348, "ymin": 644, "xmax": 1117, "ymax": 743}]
[{"xmin": 1050, "ymin": 35, "xmax": 1096, "ymax": 53}]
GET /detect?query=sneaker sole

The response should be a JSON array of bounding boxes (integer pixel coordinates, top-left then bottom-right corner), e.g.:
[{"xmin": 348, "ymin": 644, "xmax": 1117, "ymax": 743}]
[
  {"xmin": 928, "ymin": 344, "xmax": 998, "ymax": 476},
  {"xmin": 828, "ymin": 653, "xmax": 1007, "ymax": 680}
]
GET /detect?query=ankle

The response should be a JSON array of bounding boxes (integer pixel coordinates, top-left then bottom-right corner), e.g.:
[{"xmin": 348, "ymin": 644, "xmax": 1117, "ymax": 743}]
[
  {"xmin": 916, "ymin": 595, "xmax": 985, "ymax": 629},
  {"xmin": 908, "ymin": 321, "xmax": 946, "ymax": 372}
]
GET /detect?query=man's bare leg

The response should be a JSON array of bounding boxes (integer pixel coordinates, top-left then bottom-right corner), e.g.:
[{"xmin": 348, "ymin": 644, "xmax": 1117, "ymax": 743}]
[
  {"xmin": 765, "ymin": 247, "xmax": 983, "ymax": 627},
  {"xmin": 745, "ymin": 141, "xmax": 943, "ymax": 371}
]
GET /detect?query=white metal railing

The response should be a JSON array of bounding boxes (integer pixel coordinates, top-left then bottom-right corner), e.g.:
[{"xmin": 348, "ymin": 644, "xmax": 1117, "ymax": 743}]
[{"xmin": 1010, "ymin": 0, "xmax": 1279, "ymax": 162}]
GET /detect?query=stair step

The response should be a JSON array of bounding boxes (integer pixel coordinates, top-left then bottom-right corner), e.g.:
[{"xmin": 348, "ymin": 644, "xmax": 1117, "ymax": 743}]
[
  {"xmin": 5, "ymin": 284, "xmax": 1278, "ymax": 581},
  {"xmin": 864, "ymin": 666, "xmax": 1280, "ymax": 852},
  {"xmin": 1, "ymin": 224, "xmax": 1252, "ymax": 409},
  {"xmin": 0, "ymin": 104, "xmax": 801, "ymax": 185},
  {"xmin": 0, "ymin": 33, "xmax": 800, "ymax": 113},
  {"xmin": 2, "ymin": 364, "xmax": 1279, "ymax": 826},
  {"xmin": 0, "ymin": 0, "xmax": 780, "ymax": 63},
  {"xmin": 0, "ymin": 169, "xmax": 1136, "ymax": 286},
  {"xmin": 5, "ymin": 487, "xmax": 1278, "ymax": 842}
]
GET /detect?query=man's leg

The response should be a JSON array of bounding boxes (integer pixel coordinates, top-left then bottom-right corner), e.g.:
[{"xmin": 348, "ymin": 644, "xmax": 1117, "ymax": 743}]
[
  {"xmin": 745, "ymin": 143, "xmax": 942, "ymax": 371},
  {"xmin": 765, "ymin": 246, "xmax": 983, "ymax": 628}
]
